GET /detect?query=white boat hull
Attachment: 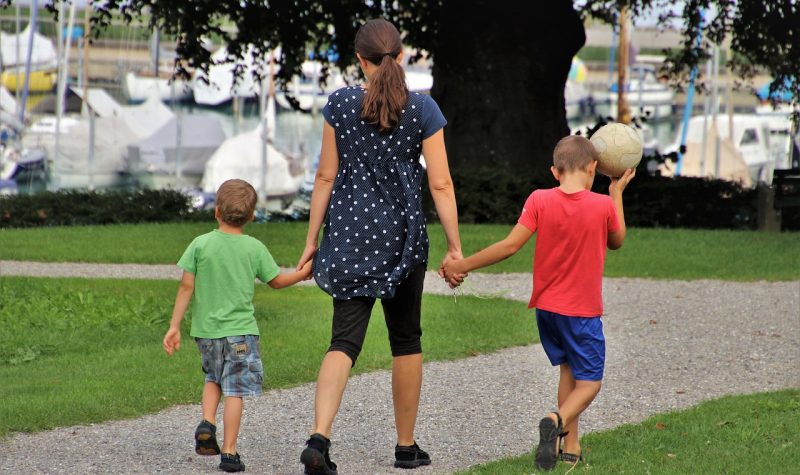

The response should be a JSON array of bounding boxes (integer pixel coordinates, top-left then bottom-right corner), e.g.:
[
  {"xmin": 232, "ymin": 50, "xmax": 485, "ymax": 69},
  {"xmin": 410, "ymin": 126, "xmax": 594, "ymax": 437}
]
[
  {"xmin": 274, "ymin": 92, "xmax": 329, "ymax": 111},
  {"xmin": 274, "ymin": 64, "xmax": 433, "ymax": 112},
  {"xmin": 50, "ymin": 171, "xmax": 126, "ymax": 189},
  {"xmin": 192, "ymin": 46, "xmax": 259, "ymax": 106},
  {"xmin": 136, "ymin": 172, "xmax": 202, "ymax": 190},
  {"xmin": 123, "ymin": 72, "xmax": 193, "ymax": 103},
  {"xmin": 605, "ymin": 65, "xmax": 676, "ymax": 120},
  {"xmin": 607, "ymin": 90, "xmax": 674, "ymax": 120}
]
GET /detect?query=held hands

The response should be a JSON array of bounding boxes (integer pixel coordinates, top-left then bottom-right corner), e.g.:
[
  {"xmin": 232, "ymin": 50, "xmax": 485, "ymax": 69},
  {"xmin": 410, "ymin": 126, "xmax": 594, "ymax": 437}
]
[
  {"xmin": 299, "ymin": 258, "xmax": 314, "ymax": 281},
  {"xmin": 609, "ymin": 168, "xmax": 636, "ymax": 198},
  {"xmin": 439, "ymin": 250, "xmax": 467, "ymax": 289},
  {"xmin": 296, "ymin": 243, "xmax": 317, "ymax": 271},
  {"xmin": 162, "ymin": 326, "xmax": 181, "ymax": 356}
]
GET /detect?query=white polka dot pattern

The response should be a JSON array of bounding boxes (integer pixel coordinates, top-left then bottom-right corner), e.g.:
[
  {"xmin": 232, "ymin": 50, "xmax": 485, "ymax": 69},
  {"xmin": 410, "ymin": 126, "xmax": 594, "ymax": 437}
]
[{"xmin": 314, "ymin": 87, "xmax": 436, "ymax": 300}]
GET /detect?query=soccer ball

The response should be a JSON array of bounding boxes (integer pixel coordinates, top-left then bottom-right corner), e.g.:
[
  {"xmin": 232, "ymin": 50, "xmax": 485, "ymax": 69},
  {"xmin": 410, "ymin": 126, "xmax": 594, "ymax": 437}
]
[{"xmin": 589, "ymin": 123, "xmax": 643, "ymax": 178}]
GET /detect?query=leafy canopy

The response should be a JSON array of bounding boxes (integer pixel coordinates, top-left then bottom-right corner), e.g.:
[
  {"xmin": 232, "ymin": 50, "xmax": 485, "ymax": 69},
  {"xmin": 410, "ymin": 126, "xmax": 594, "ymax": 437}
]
[{"xmin": 2, "ymin": 1, "xmax": 796, "ymax": 100}]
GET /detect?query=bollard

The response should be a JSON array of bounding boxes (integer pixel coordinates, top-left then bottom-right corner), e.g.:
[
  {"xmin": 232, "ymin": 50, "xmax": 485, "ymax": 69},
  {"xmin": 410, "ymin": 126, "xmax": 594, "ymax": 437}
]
[{"xmin": 757, "ymin": 183, "xmax": 780, "ymax": 231}]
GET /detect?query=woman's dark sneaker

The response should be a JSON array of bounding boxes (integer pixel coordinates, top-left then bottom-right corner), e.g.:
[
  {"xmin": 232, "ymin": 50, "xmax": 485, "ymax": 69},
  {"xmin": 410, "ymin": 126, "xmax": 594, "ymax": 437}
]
[
  {"xmin": 394, "ymin": 442, "xmax": 431, "ymax": 469},
  {"xmin": 300, "ymin": 433, "xmax": 338, "ymax": 475},
  {"xmin": 194, "ymin": 420, "xmax": 220, "ymax": 456},
  {"xmin": 219, "ymin": 452, "xmax": 245, "ymax": 472}
]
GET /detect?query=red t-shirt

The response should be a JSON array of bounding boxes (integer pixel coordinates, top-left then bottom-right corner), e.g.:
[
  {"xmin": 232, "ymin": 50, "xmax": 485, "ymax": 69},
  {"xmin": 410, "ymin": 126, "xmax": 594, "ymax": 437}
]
[{"xmin": 517, "ymin": 188, "xmax": 620, "ymax": 317}]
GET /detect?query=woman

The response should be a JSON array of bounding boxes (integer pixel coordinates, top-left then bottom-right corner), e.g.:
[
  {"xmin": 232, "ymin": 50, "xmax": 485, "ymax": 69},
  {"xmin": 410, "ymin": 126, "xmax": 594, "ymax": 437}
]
[{"xmin": 295, "ymin": 18, "xmax": 462, "ymax": 474}]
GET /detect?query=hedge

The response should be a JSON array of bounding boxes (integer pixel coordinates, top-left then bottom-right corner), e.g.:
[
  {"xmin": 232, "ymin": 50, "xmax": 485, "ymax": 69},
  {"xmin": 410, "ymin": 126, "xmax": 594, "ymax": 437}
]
[
  {"xmin": 424, "ymin": 163, "xmax": 799, "ymax": 231},
  {"xmin": 0, "ymin": 189, "xmax": 212, "ymax": 228},
  {"xmin": 1, "ymin": 175, "xmax": 797, "ymax": 231}
]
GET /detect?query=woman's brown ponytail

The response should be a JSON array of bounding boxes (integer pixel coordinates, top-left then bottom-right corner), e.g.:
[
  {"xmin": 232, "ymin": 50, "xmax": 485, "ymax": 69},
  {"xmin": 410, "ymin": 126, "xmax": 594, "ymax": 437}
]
[{"xmin": 355, "ymin": 19, "xmax": 407, "ymax": 133}]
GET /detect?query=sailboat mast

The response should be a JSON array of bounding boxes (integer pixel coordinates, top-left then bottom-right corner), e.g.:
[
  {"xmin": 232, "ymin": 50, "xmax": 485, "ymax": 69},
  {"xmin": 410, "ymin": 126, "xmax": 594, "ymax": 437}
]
[
  {"xmin": 14, "ymin": 4, "xmax": 21, "ymax": 107},
  {"xmin": 675, "ymin": 9, "xmax": 706, "ymax": 176},
  {"xmin": 259, "ymin": 53, "xmax": 275, "ymax": 204},
  {"xmin": 711, "ymin": 45, "xmax": 721, "ymax": 177},
  {"xmin": 20, "ymin": 0, "xmax": 40, "ymax": 124},
  {"xmin": 154, "ymin": 26, "xmax": 160, "ymax": 77},
  {"xmin": 82, "ymin": 0, "xmax": 91, "ymax": 103}
]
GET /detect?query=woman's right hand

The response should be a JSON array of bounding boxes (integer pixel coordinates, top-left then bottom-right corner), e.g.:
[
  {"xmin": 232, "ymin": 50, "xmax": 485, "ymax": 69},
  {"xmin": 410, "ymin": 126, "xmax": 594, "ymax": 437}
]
[
  {"xmin": 297, "ymin": 242, "xmax": 317, "ymax": 271},
  {"xmin": 439, "ymin": 249, "xmax": 466, "ymax": 288}
]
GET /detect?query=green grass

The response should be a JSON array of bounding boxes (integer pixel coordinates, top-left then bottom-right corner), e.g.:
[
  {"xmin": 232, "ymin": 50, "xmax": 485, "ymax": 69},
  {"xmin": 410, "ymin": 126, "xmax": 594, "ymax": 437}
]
[
  {"xmin": 462, "ymin": 389, "xmax": 800, "ymax": 475},
  {"xmin": 1, "ymin": 223, "xmax": 798, "ymax": 281},
  {"xmin": 0, "ymin": 276, "xmax": 535, "ymax": 437}
]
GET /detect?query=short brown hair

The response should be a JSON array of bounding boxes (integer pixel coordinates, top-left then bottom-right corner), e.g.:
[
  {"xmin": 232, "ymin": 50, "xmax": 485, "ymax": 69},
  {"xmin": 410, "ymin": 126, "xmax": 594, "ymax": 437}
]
[
  {"xmin": 553, "ymin": 135, "xmax": 598, "ymax": 173},
  {"xmin": 216, "ymin": 179, "xmax": 257, "ymax": 227}
]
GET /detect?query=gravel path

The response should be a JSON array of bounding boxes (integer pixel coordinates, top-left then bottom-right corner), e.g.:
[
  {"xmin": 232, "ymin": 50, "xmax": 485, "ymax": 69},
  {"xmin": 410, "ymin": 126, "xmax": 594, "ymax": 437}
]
[{"xmin": 2, "ymin": 261, "xmax": 799, "ymax": 474}]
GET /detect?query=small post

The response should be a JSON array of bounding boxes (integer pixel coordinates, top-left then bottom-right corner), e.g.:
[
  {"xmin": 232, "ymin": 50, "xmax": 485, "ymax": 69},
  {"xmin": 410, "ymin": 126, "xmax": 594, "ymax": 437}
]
[{"xmin": 757, "ymin": 183, "xmax": 780, "ymax": 231}]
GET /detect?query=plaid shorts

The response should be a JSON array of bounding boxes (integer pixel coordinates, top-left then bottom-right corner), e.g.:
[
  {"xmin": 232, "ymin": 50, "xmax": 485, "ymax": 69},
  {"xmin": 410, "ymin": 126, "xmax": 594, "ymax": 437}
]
[{"xmin": 195, "ymin": 335, "xmax": 263, "ymax": 397}]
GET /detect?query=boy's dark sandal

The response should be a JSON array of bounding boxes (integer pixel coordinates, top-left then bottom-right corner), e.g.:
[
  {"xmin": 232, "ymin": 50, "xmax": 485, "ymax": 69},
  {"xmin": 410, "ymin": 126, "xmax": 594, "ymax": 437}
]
[
  {"xmin": 219, "ymin": 452, "xmax": 245, "ymax": 472},
  {"xmin": 394, "ymin": 442, "xmax": 431, "ymax": 469},
  {"xmin": 560, "ymin": 451, "xmax": 583, "ymax": 464},
  {"xmin": 535, "ymin": 412, "xmax": 564, "ymax": 471},
  {"xmin": 300, "ymin": 433, "xmax": 338, "ymax": 475},
  {"xmin": 194, "ymin": 420, "xmax": 221, "ymax": 456}
]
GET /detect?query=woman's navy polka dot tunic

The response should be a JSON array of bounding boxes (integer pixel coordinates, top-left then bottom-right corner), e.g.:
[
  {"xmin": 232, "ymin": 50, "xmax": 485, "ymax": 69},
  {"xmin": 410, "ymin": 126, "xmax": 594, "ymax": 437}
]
[{"xmin": 313, "ymin": 86, "xmax": 446, "ymax": 300}]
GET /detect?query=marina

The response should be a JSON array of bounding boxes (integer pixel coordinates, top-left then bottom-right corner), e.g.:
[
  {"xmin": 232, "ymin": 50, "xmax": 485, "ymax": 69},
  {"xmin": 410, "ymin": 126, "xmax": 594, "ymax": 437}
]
[{"xmin": 0, "ymin": 10, "xmax": 796, "ymax": 202}]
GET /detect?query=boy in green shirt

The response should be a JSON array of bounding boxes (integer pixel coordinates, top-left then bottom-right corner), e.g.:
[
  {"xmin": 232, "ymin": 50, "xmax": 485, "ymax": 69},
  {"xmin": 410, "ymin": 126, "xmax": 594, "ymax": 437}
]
[{"xmin": 163, "ymin": 179, "xmax": 312, "ymax": 472}]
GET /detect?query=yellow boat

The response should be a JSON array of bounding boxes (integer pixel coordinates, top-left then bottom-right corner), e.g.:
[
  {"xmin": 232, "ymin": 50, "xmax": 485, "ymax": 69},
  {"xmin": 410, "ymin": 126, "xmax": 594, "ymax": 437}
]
[{"xmin": 1, "ymin": 70, "xmax": 57, "ymax": 93}]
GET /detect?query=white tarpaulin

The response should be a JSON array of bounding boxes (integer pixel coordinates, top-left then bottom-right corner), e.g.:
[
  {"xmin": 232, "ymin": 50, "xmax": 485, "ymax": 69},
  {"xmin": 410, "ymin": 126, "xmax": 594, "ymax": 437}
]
[
  {"xmin": 118, "ymin": 95, "xmax": 174, "ymax": 139},
  {"xmin": 0, "ymin": 24, "xmax": 57, "ymax": 70},
  {"xmin": 127, "ymin": 115, "xmax": 226, "ymax": 176},
  {"xmin": 52, "ymin": 116, "xmax": 138, "ymax": 175},
  {"xmin": 23, "ymin": 94, "xmax": 175, "ymax": 179},
  {"xmin": 202, "ymin": 124, "xmax": 301, "ymax": 197},
  {"xmin": 672, "ymin": 122, "xmax": 753, "ymax": 188}
]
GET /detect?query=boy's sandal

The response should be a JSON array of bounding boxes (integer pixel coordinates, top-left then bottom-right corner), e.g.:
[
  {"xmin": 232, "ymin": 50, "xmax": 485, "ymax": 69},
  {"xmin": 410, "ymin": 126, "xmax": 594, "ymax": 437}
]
[
  {"xmin": 194, "ymin": 420, "xmax": 220, "ymax": 456},
  {"xmin": 560, "ymin": 451, "xmax": 583, "ymax": 464},
  {"xmin": 534, "ymin": 411, "xmax": 564, "ymax": 471}
]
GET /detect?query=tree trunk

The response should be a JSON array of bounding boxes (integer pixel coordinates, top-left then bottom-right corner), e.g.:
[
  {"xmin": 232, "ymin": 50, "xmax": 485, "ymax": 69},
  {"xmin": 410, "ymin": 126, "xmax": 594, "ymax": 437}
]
[{"xmin": 430, "ymin": 0, "xmax": 585, "ymax": 184}]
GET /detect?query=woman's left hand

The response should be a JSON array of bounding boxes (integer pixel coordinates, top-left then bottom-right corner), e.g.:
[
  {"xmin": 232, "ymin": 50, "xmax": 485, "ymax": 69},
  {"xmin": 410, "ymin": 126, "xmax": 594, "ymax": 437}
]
[{"xmin": 297, "ymin": 243, "xmax": 317, "ymax": 271}]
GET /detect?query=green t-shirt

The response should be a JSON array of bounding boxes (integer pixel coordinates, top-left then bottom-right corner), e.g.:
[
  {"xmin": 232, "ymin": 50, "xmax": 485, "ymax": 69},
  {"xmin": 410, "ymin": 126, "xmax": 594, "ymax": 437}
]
[{"xmin": 177, "ymin": 229, "xmax": 281, "ymax": 339}]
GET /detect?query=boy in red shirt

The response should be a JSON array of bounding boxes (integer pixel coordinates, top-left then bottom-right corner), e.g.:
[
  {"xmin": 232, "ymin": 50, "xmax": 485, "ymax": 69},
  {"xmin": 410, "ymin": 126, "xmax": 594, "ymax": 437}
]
[{"xmin": 442, "ymin": 135, "xmax": 635, "ymax": 470}]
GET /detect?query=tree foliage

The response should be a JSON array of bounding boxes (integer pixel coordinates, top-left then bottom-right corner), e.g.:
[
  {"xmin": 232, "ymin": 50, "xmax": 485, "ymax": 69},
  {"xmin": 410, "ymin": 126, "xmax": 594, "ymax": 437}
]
[
  {"xmin": 0, "ymin": 0, "xmax": 795, "ymax": 179},
  {"xmin": 3, "ymin": 0, "xmax": 792, "ymax": 98}
]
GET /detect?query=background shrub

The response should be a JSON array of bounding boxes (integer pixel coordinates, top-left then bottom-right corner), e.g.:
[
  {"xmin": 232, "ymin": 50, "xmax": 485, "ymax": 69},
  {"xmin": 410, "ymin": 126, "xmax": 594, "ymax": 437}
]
[
  {"xmin": 0, "ymin": 189, "xmax": 213, "ymax": 228},
  {"xmin": 424, "ymin": 162, "xmax": 798, "ymax": 231},
  {"xmin": 2, "ymin": 172, "xmax": 797, "ymax": 231}
]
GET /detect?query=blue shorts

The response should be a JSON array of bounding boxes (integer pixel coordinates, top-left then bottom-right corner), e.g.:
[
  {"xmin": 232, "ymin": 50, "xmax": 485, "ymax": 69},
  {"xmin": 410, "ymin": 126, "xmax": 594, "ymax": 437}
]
[
  {"xmin": 536, "ymin": 309, "xmax": 605, "ymax": 381},
  {"xmin": 196, "ymin": 335, "xmax": 264, "ymax": 397}
]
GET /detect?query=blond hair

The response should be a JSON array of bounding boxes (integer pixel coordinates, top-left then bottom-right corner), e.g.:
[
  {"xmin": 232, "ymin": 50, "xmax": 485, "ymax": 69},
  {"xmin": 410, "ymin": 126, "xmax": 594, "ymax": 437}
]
[
  {"xmin": 553, "ymin": 135, "xmax": 598, "ymax": 173},
  {"xmin": 216, "ymin": 179, "xmax": 257, "ymax": 227}
]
